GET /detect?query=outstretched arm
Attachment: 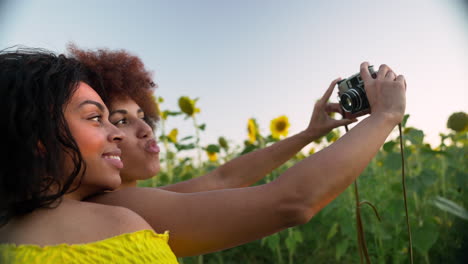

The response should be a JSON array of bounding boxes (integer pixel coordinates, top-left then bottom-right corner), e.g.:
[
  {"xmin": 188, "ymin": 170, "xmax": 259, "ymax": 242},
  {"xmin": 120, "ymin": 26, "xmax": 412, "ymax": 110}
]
[
  {"xmin": 90, "ymin": 62, "xmax": 406, "ymax": 257},
  {"xmin": 160, "ymin": 78, "xmax": 357, "ymax": 192}
]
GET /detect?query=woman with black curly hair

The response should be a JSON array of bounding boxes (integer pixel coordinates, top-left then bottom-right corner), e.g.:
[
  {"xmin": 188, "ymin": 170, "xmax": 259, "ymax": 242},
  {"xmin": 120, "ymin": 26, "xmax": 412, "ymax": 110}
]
[{"xmin": 0, "ymin": 48, "xmax": 179, "ymax": 263}]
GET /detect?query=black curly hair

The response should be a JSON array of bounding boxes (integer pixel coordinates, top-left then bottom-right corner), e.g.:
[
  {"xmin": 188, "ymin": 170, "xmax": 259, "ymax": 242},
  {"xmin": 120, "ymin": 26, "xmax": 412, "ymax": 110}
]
[{"xmin": 0, "ymin": 47, "xmax": 103, "ymax": 226}]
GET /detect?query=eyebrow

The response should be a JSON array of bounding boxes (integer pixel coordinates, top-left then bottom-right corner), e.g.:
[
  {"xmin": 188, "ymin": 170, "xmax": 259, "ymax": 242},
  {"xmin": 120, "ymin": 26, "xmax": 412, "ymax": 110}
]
[
  {"xmin": 110, "ymin": 109, "xmax": 128, "ymax": 116},
  {"xmin": 78, "ymin": 100, "xmax": 105, "ymax": 112},
  {"xmin": 110, "ymin": 108, "xmax": 144, "ymax": 116}
]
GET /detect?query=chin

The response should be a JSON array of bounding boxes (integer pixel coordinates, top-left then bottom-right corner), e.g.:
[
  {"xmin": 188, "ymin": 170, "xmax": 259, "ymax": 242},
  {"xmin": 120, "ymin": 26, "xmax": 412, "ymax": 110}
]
[
  {"xmin": 137, "ymin": 167, "xmax": 160, "ymax": 180},
  {"xmin": 104, "ymin": 176, "xmax": 123, "ymax": 190}
]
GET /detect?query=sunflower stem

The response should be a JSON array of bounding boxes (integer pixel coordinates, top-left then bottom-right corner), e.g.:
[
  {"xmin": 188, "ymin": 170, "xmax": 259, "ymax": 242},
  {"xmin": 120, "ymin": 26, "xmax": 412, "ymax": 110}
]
[
  {"xmin": 160, "ymin": 117, "xmax": 173, "ymax": 184},
  {"xmin": 192, "ymin": 115, "xmax": 202, "ymax": 169}
]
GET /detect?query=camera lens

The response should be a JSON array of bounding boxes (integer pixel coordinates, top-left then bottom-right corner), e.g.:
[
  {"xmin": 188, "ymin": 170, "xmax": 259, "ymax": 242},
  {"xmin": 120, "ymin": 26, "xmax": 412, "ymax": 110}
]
[
  {"xmin": 340, "ymin": 88, "xmax": 364, "ymax": 113},
  {"xmin": 340, "ymin": 94, "xmax": 354, "ymax": 112}
]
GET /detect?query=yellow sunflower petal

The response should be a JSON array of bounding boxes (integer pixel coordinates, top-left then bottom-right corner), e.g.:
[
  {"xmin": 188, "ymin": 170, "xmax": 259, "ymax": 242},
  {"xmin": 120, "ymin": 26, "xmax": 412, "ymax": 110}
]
[
  {"xmin": 270, "ymin": 115, "xmax": 290, "ymax": 139},
  {"xmin": 247, "ymin": 118, "xmax": 258, "ymax": 143},
  {"xmin": 168, "ymin": 128, "xmax": 178, "ymax": 143},
  {"xmin": 207, "ymin": 151, "xmax": 218, "ymax": 162}
]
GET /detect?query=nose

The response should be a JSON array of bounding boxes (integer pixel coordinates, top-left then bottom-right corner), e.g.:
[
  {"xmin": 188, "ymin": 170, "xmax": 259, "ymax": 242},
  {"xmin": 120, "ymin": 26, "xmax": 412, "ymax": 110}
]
[
  {"xmin": 108, "ymin": 123, "xmax": 126, "ymax": 143},
  {"xmin": 136, "ymin": 118, "xmax": 153, "ymax": 139}
]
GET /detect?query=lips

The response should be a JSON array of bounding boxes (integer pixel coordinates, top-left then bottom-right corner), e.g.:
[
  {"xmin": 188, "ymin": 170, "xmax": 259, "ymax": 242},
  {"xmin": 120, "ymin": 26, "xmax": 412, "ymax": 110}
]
[
  {"xmin": 102, "ymin": 150, "xmax": 124, "ymax": 169},
  {"xmin": 144, "ymin": 139, "xmax": 160, "ymax": 154}
]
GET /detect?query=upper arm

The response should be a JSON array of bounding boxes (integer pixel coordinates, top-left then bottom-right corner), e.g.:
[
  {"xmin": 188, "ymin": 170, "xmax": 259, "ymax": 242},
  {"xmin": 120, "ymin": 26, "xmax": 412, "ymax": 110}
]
[{"xmin": 88, "ymin": 185, "xmax": 299, "ymax": 257}]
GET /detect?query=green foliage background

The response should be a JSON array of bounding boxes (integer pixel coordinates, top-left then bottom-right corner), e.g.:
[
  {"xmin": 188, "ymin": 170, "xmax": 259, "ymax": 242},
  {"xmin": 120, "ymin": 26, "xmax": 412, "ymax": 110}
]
[{"xmin": 139, "ymin": 98, "xmax": 467, "ymax": 263}]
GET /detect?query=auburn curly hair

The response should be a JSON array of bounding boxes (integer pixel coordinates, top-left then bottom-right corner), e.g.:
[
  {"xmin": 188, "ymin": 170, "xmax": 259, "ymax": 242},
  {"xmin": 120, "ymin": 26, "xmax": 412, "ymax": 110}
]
[{"xmin": 67, "ymin": 44, "xmax": 159, "ymax": 129}]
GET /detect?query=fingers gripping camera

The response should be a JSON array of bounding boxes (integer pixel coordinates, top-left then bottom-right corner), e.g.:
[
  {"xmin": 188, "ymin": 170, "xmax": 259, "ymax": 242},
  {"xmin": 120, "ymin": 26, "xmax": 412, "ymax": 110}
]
[{"xmin": 337, "ymin": 66, "xmax": 377, "ymax": 114}]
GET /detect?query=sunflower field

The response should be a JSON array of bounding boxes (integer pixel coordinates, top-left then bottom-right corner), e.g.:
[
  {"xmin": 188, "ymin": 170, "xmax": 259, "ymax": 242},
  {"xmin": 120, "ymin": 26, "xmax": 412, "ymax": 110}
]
[{"xmin": 139, "ymin": 96, "xmax": 467, "ymax": 264}]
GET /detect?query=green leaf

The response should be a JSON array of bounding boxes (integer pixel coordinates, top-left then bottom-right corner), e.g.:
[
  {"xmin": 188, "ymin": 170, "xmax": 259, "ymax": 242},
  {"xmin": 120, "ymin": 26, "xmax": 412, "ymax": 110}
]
[
  {"xmin": 402, "ymin": 114, "xmax": 410, "ymax": 127},
  {"xmin": 293, "ymin": 229, "xmax": 303, "ymax": 242},
  {"xmin": 406, "ymin": 128, "xmax": 424, "ymax": 145},
  {"xmin": 412, "ymin": 220, "xmax": 439, "ymax": 253},
  {"xmin": 383, "ymin": 141, "xmax": 397, "ymax": 152},
  {"xmin": 240, "ymin": 144, "xmax": 257, "ymax": 155},
  {"xmin": 206, "ymin": 144, "xmax": 220, "ymax": 153},
  {"xmin": 433, "ymin": 196, "xmax": 468, "ymax": 220},
  {"xmin": 335, "ymin": 239, "xmax": 349, "ymax": 261},
  {"xmin": 261, "ymin": 233, "xmax": 280, "ymax": 252},
  {"xmin": 383, "ymin": 152, "xmax": 402, "ymax": 171},
  {"xmin": 180, "ymin": 136, "xmax": 193, "ymax": 142},
  {"xmin": 265, "ymin": 135, "xmax": 279, "ymax": 143},
  {"xmin": 180, "ymin": 172, "xmax": 193, "ymax": 181},
  {"xmin": 175, "ymin": 143, "xmax": 196, "ymax": 151},
  {"xmin": 164, "ymin": 110, "xmax": 182, "ymax": 116},
  {"xmin": 285, "ymin": 229, "xmax": 303, "ymax": 256},
  {"xmin": 198, "ymin": 124, "xmax": 206, "ymax": 131},
  {"xmin": 384, "ymin": 198, "xmax": 404, "ymax": 223},
  {"xmin": 326, "ymin": 130, "xmax": 338, "ymax": 143},
  {"xmin": 420, "ymin": 169, "xmax": 438, "ymax": 187},
  {"xmin": 285, "ymin": 235, "xmax": 296, "ymax": 255},
  {"xmin": 326, "ymin": 222, "xmax": 339, "ymax": 241}
]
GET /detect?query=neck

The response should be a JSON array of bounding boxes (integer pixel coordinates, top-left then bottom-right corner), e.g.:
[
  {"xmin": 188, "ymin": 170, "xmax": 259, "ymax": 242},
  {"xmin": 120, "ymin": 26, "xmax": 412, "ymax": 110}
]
[{"xmin": 120, "ymin": 180, "xmax": 137, "ymax": 189}]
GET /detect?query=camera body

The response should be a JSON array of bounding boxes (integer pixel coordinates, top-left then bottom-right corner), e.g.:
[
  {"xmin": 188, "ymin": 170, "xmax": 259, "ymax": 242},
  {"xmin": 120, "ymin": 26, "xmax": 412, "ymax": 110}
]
[{"xmin": 337, "ymin": 66, "xmax": 376, "ymax": 114}]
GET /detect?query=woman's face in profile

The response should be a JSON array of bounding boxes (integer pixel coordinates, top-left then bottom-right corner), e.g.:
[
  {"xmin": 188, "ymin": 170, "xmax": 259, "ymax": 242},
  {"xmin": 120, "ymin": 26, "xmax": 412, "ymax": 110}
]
[
  {"xmin": 109, "ymin": 98, "xmax": 160, "ymax": 182},
  {"xmin": 63, "ymin": 82, "xmax": 125, "ymax": 192}
]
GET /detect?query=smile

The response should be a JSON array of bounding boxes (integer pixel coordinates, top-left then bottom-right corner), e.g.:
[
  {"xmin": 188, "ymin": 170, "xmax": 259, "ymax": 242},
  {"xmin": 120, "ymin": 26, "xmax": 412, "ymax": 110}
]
[
  {"xmin": 103, "ymin": 155, "xmax": 121, "ymax": 161},
  {"xmin": 102, "ymin": 154, "xmax": 124, "ymax": 169}
]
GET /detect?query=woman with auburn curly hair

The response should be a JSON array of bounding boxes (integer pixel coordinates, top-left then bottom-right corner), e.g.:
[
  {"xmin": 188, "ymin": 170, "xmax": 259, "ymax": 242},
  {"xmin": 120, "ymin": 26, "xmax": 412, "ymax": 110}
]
[
  {"xmin": 0, "ymin": 47, "xmax": 179, "ymax": 263},
  {"xmin": 69, "ymin": 46, "xmax": 407, "ymax": 258},
  {"xmin": 68, "ymin": 45, "xmax": 358, "ymax": 192},
  {"xmin": 68, "ymin": 45, "xmax": 162, "ymax": 188}
]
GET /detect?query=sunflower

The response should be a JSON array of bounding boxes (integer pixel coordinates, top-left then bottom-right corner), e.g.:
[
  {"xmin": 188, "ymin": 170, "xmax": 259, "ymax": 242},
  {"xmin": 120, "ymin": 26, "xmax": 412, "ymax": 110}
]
[
  {"xmin": 178, "ymin": 96, "xmax": 200, "ymax": 117},
  {"xmin": 168, "ymin": 128, "xmax": 178, "ymax": 143},
  {"xmin": 218, "ymin": 137, "xmax": 229, "ymax": 150},
  {"xmin": 247, "ymin": 118, "xmax": 258, "ymax": 143},
  {"xmin": 308, "ymin": 147, "xmax": 315, "ymax": 155},
  {"xmin": 270, "ymin": 115, "xmax": 290, "ymax": 139},
  {"xmin": 206, "ymin": 151, "xmax": 218, "ymax": 162},
  {"xmin": 447, "ymin": 111, "xmax": 468, "ymax": 132}
]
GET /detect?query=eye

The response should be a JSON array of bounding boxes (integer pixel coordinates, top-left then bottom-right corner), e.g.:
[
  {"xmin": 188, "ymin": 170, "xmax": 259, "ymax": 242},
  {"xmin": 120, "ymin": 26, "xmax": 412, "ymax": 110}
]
[
  {"xmin": 113, "ymin": 118, "xmax": 128, "ymax": 126},
  {"xmin": 89, "ymin": 115, "xmax": 103, "ymax": 123}
]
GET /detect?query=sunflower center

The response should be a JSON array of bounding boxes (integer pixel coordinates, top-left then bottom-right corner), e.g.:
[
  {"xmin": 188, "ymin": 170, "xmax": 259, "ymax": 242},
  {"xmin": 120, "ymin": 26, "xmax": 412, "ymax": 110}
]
[{"xmin": 276, "ymin": 121, "xmax": 286, "ymax": 131}]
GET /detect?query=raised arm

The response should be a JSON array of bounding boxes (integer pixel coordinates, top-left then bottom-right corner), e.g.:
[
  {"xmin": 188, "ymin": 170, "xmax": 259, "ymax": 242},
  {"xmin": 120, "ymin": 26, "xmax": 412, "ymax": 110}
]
[
  {"xmin": 160, "ymin": 78, "xmax": 357, "ymax": 192},
  {"xmin": 90, "ymin": 62, "xmax": 406, "ymax": 257}
]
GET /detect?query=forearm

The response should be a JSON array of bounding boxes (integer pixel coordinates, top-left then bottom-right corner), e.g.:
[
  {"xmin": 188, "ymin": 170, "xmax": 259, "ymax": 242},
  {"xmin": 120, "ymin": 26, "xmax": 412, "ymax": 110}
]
[
  {"xmin": 214, "ymin": 131, "xmax": 313, "ymax": 188},
  {"xmin": 160, "ymin": 131, "xmax": 313, "ymax": 192},
  {"xmin": 275, "ymin": 113, "xmax": 396, "ymax": 221}
]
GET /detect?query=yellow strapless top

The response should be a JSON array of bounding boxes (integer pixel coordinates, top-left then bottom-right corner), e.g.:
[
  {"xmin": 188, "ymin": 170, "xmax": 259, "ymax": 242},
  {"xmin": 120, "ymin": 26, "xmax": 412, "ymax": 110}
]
[{"xmin": 0, "ymin": 229, "xmax": 179, "ymax": 264}]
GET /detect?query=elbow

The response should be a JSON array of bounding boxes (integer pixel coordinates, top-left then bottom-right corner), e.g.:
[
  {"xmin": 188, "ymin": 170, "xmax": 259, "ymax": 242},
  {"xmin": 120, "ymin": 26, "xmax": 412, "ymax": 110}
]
[{"xmin": 275, "ymin": 190, "xmax": 316, "ymax": 227}]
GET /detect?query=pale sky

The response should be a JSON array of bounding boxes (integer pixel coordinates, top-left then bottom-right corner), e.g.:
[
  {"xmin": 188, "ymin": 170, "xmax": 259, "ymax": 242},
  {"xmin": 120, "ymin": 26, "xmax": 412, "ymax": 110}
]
[{"xmin": 1, "ymin": 0, "xmax": 467, "ymax": 150}]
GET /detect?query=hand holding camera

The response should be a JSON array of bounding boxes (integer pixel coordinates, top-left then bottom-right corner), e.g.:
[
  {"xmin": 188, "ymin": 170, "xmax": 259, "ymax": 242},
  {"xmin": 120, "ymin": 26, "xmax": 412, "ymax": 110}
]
[{"xmin": 338, "ymin": 62, "xmax": 406, "ymax": 125}]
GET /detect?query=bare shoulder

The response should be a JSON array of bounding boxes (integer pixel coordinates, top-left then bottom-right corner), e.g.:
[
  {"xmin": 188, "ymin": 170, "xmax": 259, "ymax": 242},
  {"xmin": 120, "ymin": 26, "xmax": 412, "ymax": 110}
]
[
  {"xmin": 77, "ymin": 202, "xmax": 152, "ymax": 236},
  {"xmin": 92, "ymin": 202, "xmax": 153, "ymax": 232},
  {"xmin": 0, "ymin": 199, "xmax": 152, "ymax": 246}
]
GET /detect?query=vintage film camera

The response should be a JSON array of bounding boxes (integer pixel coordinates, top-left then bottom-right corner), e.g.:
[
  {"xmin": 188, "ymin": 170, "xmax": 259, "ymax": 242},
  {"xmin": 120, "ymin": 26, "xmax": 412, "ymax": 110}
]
[{"xmin": 337, "ymin": 66, "xmax": 377, "ymax": 114}]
